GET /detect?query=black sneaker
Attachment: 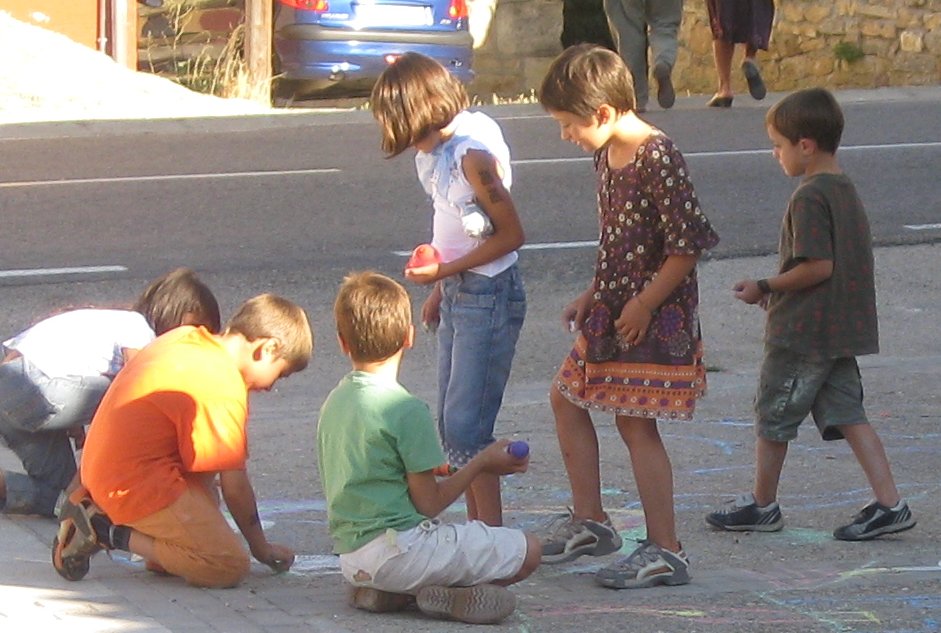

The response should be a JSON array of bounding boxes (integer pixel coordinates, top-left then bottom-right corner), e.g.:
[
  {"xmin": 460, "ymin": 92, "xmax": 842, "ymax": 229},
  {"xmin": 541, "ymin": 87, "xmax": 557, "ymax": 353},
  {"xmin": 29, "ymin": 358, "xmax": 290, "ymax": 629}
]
[
  {"xmin": 705, "ymin": 493, "xmax": 783, "ymax": 532},
  {"xmin": 833, "ymin": 500, "xmax": 916, "ymax": 541}
]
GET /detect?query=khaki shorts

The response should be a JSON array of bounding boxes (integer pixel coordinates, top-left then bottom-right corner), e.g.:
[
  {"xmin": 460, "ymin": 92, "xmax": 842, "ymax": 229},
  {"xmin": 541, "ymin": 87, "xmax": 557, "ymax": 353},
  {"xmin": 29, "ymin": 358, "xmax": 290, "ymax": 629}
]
[
  {"xmin": 756, "ymin": 345, "xmax": 868, "ymax": 442},
  {"xmin": 128, "ymin": 478, "xmax": 249, "ymax": 588},
  {"xmin": 339, "ymin": 519, "xmax": 527, "ymax": 594}
]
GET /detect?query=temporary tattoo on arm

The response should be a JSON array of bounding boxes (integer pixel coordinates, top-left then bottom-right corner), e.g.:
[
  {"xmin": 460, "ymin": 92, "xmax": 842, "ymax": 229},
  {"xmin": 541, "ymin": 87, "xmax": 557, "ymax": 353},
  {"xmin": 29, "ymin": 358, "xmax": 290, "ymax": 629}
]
[{"xmin": 477, "ymin": 166, "xmax": 504, "ymax": 204}]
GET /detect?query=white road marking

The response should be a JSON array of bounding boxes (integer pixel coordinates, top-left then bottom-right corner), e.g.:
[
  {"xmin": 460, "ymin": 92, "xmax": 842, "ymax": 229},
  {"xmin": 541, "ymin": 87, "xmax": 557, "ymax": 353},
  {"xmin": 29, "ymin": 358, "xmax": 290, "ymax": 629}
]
[
  {"xmin": 393, "ymin": 240, "xmax": 598, "ymax": 257},
  {"xmin": 0, "ymin": 168, "xmax": 339, "ymax": 189},
  {"xmin": 511, "ymin": 141, "xmax": 941, "ymax": 165},
  {"xmin": 904, "ymin": 223, "xmax": 941, "ymax": 231},
  {"xmin": 2, "ymin": 142, "xmax": 937, "ymax": 188},
  {"xmin": 0, "ymin": 265, "xmax": 127, "ymax": 279}
]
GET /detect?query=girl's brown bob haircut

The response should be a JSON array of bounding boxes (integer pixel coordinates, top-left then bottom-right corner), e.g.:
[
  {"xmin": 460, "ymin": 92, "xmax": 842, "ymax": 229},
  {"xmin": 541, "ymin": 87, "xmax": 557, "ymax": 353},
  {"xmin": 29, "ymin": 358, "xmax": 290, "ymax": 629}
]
[
  {"xmin": 539, "ymin": 43, "xmax": 635, "ymax": 118},
  {"xmin": 370, "ymin": 52, "xmax": 469, "ymax": 157},
  {"xmin": 134, "ymin": 267, "xmax": 221, "ymax": 335}
]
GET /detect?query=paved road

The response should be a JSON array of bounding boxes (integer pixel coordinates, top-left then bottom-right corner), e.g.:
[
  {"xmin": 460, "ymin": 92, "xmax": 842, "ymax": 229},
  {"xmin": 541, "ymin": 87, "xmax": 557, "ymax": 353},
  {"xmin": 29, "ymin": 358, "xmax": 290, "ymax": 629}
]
[
  {"xmin": 1, "ymin": 87, "xmax": 939, "ymax": 284},
  {"xmin": 1, "ymin": 88, "xmax": 940, "ymax": 632}
]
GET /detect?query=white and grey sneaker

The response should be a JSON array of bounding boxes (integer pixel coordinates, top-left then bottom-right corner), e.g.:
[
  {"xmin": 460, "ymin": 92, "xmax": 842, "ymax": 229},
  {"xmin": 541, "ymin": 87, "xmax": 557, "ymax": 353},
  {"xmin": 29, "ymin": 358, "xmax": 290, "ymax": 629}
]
[
  {"xmin": 540, "ymin": 508, "xmax": 622, "ymax": 564},
  {"xmin": 705, "ymin": 493, "xmax": 783, "ymax": 532},
  {"xmin": 595, "ymin": 540, "xmax": 690, "ymax": 589}
]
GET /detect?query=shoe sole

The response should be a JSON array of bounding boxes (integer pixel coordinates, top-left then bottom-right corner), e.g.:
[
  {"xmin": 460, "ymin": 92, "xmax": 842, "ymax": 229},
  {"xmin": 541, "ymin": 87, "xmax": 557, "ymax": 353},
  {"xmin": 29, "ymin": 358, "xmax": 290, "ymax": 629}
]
[
  {"xmin": 653, "ymin": 63, "xmax": 675, "ymax": 109},
  {"xmin": 742, "ymin": 61, "xmax": 767, "ymax": 100},
  {"xmin": 52, "ymin": 495, "xmax": 106, "ymax": 581},
  {"xmin": 596, "ymin": 569, "xmax": 691, "ymax": 589},
  {"xmin": 416, "ymin": 585, "xmax": 516, "ymax": 624},
  {"xmin": 52, "ymin": 534, "xmax": 93, "ymax": 581},
  {"xmin": 834, "ymin": 518, "xmax": 917, "ymax": 541},
  {"xmin": 705, "ymin": 515, "xmax": 783, "ymax": 532}
]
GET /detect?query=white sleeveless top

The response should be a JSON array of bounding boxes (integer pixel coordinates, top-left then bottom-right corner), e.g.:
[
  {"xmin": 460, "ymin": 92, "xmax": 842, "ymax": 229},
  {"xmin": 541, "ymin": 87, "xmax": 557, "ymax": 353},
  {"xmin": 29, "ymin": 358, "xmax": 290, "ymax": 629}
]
[{"xmin": 414, "ymin": 110, "xmax": 518, "ymax": 278}]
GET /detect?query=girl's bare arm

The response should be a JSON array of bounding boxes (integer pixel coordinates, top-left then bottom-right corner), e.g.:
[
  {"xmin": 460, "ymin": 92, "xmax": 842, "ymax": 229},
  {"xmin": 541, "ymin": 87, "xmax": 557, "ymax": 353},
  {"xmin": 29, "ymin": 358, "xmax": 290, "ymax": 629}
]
[{"xmin": 438, "ymin": 149, "xmax": 525, "ymax": 276}]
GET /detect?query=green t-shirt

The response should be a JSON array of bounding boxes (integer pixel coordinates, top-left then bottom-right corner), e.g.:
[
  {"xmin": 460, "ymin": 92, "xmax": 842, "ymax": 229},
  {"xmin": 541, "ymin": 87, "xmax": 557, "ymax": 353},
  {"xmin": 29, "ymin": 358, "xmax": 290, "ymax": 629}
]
[
  {"xmin": 766, "ymin": 173, "xmax": 879, "ymax": 359},
  {"xmin": 317, "ymin": 370, "xmax": 445, "ymax": 554}
]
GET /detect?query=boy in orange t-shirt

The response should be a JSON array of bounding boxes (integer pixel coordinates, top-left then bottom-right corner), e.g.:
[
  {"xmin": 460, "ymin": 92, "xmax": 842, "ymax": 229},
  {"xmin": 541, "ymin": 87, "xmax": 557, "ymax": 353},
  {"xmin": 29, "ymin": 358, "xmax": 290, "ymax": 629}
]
[{"xmin": 52, "ymin": 294, "xmax": 313, "ymax": 588}]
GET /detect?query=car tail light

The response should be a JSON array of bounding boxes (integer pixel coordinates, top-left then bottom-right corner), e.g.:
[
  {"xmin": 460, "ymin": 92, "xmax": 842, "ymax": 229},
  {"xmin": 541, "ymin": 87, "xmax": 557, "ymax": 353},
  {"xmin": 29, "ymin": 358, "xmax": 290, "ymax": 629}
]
[
  {"xmin": 448, "ymin": 0, "xmax": 468, "ymax": 19},
  {"xmin": 278, "ymin": 0, "xmax": 328, "ymax": 10}
]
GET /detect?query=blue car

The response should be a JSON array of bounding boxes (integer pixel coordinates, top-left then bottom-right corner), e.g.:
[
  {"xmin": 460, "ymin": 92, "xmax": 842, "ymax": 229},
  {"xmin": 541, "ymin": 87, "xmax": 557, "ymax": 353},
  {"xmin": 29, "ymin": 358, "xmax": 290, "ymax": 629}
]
[{"xmin": 273, "ymin": 0, "xmax": 474, "ymax": 98}]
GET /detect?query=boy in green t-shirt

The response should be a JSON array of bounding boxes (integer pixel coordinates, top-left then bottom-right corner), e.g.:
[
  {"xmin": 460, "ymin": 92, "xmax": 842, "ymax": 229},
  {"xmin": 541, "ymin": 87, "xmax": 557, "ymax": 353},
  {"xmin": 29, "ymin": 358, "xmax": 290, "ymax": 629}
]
[
  {"xmin": 705, "ymin": 88, "xmax": 915, "ymax": 541},
  {"xmin": 317, "ymin": 272, "xmax": 540, "ymax": 625}
]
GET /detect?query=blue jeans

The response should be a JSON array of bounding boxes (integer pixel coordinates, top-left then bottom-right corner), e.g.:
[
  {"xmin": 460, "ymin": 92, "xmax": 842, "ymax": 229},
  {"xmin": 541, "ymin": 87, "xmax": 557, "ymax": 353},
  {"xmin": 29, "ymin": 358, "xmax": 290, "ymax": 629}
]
[
  {"xmin": 0, "ymin": 355, "xmax": 111, "ymax": 516},
  {"xmin": 437, "ymin": 265, "xmax": 526, "ymax": 467}
]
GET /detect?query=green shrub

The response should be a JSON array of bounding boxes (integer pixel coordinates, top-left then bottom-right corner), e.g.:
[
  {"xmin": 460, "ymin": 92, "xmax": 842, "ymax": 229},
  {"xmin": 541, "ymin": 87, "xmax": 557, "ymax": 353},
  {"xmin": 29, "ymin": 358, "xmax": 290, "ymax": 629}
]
[{"xmin": 833, "ymin": 41, "xmax": 865, "ymax": 64}]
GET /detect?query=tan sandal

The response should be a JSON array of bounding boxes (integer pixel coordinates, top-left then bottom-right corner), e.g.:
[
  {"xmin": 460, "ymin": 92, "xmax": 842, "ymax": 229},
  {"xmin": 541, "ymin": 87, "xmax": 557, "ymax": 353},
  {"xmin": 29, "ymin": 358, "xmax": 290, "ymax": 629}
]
[{"xmin": 51, "ymin": 489, "xmax": 105, "ymax": 581}]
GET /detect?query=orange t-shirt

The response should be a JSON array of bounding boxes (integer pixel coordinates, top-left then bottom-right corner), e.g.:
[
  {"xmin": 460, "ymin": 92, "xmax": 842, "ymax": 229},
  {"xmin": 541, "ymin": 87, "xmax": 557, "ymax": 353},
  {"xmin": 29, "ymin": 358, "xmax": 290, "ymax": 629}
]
[{"xmin": 81, "ymin": 326, "xmax": 248, "ymax": 524}]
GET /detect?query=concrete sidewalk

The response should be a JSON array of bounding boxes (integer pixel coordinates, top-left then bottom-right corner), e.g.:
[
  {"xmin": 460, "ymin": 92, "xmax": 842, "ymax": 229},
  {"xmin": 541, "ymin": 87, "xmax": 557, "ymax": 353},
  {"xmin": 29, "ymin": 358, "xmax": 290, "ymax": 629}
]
[{"xmin": 2, "ymin": 243, "xmax": 940, "ymax": 632}]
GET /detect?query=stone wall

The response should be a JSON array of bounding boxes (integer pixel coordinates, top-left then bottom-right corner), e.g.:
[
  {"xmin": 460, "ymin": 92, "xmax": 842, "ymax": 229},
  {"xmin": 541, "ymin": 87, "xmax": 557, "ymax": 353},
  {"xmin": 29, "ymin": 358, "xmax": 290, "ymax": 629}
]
[{"xmin": 468, "ymin": 0, "xmax": 941, "ymax": 100}]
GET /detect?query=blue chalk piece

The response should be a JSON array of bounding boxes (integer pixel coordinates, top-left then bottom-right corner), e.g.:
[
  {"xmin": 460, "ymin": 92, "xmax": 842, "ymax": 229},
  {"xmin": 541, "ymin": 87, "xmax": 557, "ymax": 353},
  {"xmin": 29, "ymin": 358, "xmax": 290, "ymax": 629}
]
[{"xmin": 507, "ymin": 440, "xmax": 529, "ymax": 459}]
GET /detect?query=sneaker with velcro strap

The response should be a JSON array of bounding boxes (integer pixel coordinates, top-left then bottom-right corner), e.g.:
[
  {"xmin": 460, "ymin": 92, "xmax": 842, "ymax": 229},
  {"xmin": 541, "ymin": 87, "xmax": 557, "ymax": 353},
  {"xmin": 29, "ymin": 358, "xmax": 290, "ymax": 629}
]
[
  {"xmin": 540, "ymin": 508, "xmax": 623, "ymax": 564},
  {"xmin": 594, "ymin": 539, "xmax": 690, "ymax": 589}
]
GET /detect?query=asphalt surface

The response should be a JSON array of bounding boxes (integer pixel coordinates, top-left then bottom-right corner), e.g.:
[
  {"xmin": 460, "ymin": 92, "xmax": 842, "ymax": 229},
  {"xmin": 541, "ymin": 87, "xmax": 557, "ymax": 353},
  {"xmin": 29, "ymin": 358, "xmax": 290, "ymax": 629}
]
[{"xmin": 1, "ymin": 88, "xmax": 940, "ymax": 632}]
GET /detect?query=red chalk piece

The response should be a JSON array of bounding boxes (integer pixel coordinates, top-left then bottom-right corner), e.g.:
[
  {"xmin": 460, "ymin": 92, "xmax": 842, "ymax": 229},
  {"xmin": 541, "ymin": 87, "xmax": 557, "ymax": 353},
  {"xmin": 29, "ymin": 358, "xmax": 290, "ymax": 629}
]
[{"xmin": 407, "ymin": 243, "xmax": 441, "ymax": 269}]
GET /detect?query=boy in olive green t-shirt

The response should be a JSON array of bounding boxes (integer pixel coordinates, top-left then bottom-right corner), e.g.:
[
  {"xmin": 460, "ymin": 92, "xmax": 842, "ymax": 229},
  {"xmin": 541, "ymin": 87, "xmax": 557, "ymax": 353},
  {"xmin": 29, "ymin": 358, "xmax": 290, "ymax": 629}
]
[{"xmin": 705, "ymin": 88, "xmax": 915, "ymax": 542}]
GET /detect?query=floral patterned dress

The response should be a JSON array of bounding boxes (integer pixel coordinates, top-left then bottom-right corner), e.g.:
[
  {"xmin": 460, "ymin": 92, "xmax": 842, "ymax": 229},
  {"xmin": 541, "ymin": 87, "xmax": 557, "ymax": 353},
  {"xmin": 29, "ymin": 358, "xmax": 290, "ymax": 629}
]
[{"xmin": 555, "ymin": 131, "xmax": 720, "ymax": 420}]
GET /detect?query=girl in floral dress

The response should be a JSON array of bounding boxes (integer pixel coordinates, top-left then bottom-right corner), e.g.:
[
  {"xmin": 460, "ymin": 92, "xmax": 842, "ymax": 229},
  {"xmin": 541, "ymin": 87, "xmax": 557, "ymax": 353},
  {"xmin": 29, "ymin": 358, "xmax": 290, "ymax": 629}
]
[{"xmin": 537, "ymin": 44, "xmax": 719, "ymax": 589}]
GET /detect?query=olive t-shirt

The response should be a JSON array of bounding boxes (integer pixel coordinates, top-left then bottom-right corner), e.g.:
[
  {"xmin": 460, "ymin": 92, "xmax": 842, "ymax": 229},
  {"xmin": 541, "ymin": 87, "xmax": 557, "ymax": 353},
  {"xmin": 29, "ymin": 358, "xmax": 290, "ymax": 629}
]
[{"xmin": 765, "ymin": 173, "xmax": 879, "ymax": 359}]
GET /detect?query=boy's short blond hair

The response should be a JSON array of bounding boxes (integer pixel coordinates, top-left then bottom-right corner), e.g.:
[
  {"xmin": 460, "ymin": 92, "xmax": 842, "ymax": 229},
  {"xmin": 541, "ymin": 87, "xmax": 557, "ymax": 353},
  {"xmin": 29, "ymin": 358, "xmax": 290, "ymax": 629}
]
[
  {"xmin": 539, "ymin": 44, "xmax": 636, "ymax": 118},
  {"xmin": 334, "ymin": 272, "xmax": 411, "ymax": 363},
  {"xmin": 225, "ymin": 294, "xmax": 313, "ymax": 372}
]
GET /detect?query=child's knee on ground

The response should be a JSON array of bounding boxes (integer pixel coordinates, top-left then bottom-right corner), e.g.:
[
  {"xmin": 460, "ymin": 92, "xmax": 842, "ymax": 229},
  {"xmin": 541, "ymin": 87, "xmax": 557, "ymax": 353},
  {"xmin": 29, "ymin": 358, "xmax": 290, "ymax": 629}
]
[{"xmin": 158, "ymin": 542, "xmax": 251, "ymax": 588}]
